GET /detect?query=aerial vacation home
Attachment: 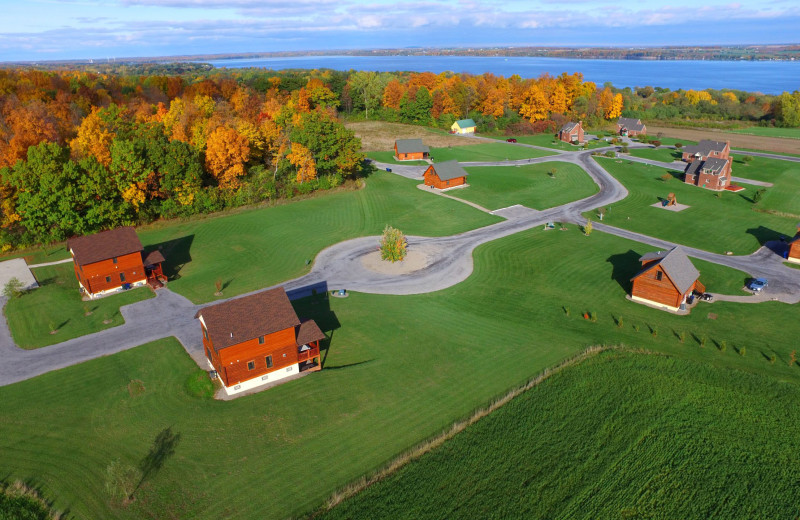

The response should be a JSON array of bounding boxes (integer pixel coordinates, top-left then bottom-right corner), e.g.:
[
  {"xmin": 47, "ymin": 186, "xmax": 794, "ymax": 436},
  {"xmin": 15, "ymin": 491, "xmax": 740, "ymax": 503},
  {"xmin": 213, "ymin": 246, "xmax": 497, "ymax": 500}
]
[
  {"xmin": 196, "ymin": 287, "xmax": 326, "ymax": 396},
  {"xmin": 394, "ymin": 138, "xmax": 430, "ymax": 161},
  {"xmin": 423, "ymin": 160, "xmax": 469, "ymax": 190},
  {"xmin": 451, "ymin": 118, "xmax": 477, "ymax": 135},
  {"xmin": 630, "ymin": 246, "xmax": 705, "ymax": 312},
  {"xmin": 67, "ymin": 226, "xmax": 166, "ymax": 299},
  {"xmin": 558, "ymin": 121, "xmax": 584, "ymax": 144},
  {"xmin": 787, "ymin": 223, "xmax": 800, "ymax": 264},
  {"xmin": 681, "ymin": 139, "xmax": 731, "ymax": 163},
  {"xmin": 616, "ymin": 117, "xmax": 646, "ymax": 137},
  {"xmin": 681, "ymin": 139, "xmax": 732, "ymax": 190}
]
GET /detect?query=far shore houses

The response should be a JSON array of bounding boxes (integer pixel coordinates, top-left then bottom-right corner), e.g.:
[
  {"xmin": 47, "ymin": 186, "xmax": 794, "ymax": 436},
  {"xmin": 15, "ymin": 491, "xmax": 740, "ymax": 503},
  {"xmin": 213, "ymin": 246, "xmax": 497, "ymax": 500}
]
[
  {"xmin": 617, "ymin": 117, "xmax": 646, "ymax": 137},
  {"xmin": 196, "ymin": 287, "xmax": 326, "ymax": 396},
  {"xmin": 558, "ymin": 121, "xmax": 584, "ymax": 144},
  {"xmin": 394, "ymin": 139, "xmax": 430, "ymax": 161},
  {"xmin": 682, "ymin": 139, "xmax": 732, "ymax": 191},
  {"xmin": 630, "ymin": 247, "xmax": 704, "ymax": 312},
  {"xmin": 67, "ymin": 226, "xmax": 165, "ymax": 299},
  {"xmin": 423, "ymin": 160, "xmax": 468, "ymax": 190}
]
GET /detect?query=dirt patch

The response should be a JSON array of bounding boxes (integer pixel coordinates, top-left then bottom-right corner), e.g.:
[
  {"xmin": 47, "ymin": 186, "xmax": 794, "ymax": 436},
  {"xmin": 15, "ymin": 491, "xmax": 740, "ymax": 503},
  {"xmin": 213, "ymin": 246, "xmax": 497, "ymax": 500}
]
[
  {"xmin": 347, "ymin": 121, "xmax": 476, "ymax": 152},
  {"xmin": 360, "ymin": 244, "xmax": 442, "ymax": 275},
  {"xmin": 646, "ymin": 125, "xmax": 800, "ymax": 155}
]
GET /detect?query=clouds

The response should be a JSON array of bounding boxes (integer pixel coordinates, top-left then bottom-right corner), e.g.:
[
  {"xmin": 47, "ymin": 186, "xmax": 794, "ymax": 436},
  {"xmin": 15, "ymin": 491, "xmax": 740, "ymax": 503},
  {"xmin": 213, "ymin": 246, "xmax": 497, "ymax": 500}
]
[{"xmin": 0, "ymin": 0, "xmax": 797, "ymax": 61}]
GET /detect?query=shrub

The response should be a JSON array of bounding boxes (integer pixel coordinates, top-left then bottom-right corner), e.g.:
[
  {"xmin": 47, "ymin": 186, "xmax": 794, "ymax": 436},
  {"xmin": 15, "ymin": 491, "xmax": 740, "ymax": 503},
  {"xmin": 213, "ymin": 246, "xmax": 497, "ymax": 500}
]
[
  {"xmin": 739, "ymin": 346, "xmax": 747, "ymax": 357},
  {"xmin": 675, "ymin": 142, "xmax": 683, "ymax": 149},
  {"xmin": 2, "ymin": 277, "xmax": 24, "ymax": 299},
  {"xmin": 616, "ymin": 316, "xmax": 623, "ymax": 328},
  {"xmin": 752, "ymin": 188, "xmax": 766, "ymax": 204},
  {"xmin": 661, "ymin": 173, "xmax": 672, "ymax": 182},
  {"xmin": 590, "ymin": 312, "xmax": 597, "ymax": 323},
  {"xmin": 719, "ymin": 340, "xmax": 727, "ymax": 352},
  {"xmin": 651, "ymin": 326, "xmax": 658, "ymax": 338},
  {"xmin": 651, "ymin": 140, "xmax": 662, "ymax": 148},
  {"xmin": 790, "ymin": 350, "xmax": 797, "ymax": 367},
  {"xmin": 742, "ymin": 155, "xmax": 754, "ymax": 164},
  {"xmin": 605, "ymin": 150, "xmax": 616, "ymax": 158},
  {"xmin": 678, "ymin": 331, "xmax": 686, "ymax": 344},
  {"xmin": 380, "ymin": 225, "xmax": 407, "ymax": 262},
  {"xmin": 583, "ymin": 219, "xmax": 593, "ymax": 236}
]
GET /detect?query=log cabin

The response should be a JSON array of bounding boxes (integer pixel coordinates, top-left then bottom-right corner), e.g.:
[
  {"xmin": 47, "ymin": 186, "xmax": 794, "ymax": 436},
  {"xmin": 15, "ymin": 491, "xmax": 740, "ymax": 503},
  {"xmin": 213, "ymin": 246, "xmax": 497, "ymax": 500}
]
[
  {"xmin": 788, "ymin": 223, "xmax": 800, "ymax": 264},
  {"xmin": 423, "ymin": 160, "xmax": 468, "ymax": 190},
  {"xmin": 617, "ymin": 117, "xmax": 646, "ymax": 137},
  {"xmin": 630, "ymin": 247, "xmax": 704, "ymax": 312},
  {"xmin": 195, "ymin": 287, "xmax": 325, "ymax": 395},
  {"xmin": 451, "ymin": 119, "xmax": 476, "ymax": 135},
  {"xmin": 67, "ymin": 226, "xmax": 165, "ymax": 299},
  {"xmin": 558, "ymin": 121, "xmax": 584, "ymax": 144},
  {"xmin": 394, "ymin": 139, "xmax": 430, "ymax": 161}
]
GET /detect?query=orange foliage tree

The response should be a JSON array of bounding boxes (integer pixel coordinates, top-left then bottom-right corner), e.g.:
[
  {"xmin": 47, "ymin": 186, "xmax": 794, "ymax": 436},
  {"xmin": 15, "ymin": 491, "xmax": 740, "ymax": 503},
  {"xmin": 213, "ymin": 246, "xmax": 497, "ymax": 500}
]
[
  {"xmin": 205, "ymin": 126, "xmax": 250, "ymax": 190},
  {"xmin": 286, "ymin": 142, "xmax": 317, "ymax": 183}
]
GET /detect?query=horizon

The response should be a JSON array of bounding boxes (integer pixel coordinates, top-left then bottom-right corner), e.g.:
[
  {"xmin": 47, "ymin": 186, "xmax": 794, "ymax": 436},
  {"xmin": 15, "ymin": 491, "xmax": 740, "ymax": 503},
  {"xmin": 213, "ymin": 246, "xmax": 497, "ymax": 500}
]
[{"xmin": 2, "ymin": 0, "xmax": 799, "ymax": 62}]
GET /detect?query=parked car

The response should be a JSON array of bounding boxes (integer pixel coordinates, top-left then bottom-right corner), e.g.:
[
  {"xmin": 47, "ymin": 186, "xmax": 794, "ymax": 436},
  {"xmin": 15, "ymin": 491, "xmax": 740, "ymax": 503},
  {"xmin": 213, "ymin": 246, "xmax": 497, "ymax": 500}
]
[
  {"xmin": 747, "ymin": 278, "xmax": 768, "ymax": 292},
  {"xmin": 701, "ymin": 293, "xmax": 714, "ymax": 302},
  {"xmin": 506, "ymin": 138, "xmax": 517, "ymax": 143}
]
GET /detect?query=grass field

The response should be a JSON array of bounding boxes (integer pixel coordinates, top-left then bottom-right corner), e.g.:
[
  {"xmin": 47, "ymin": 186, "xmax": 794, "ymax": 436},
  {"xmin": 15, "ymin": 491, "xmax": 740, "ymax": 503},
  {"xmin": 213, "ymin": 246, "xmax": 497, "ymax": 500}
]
[
  {"xmin": 729, "ymin": 154, "xmax": 800, "ymax": 218},
  {"xmin": 2, "ymin": 228, "xmax": 798, "ymax": 519},
  {"xmin": 447, "ymin": 162, "xmax": 598, "ymax": 211},
  {"xmin": 430, "ymin": 142, "xmax": 554, "ymax": 162},
  {"xmin": 645, "ymin": 125, "xmax": 800, "ymax": 155},
  {"xmin": 321, "ymin": 350, "xmax": 800, "ymax": 519},
  {"xmin": 586, "ymin": 157, "xmax": 797, "ymax": 254},
  {"xmin": 729, "ymin": 126, "xmax": 800, "ymax": 139},
  {"xmin": 628, "ymin": 146, "xmax": 683, "ymax": 163},
  {"xmin": 136, "ymin": 171, "xmax": 501, "ymax": 303},
  {"xmin": 4, "ymin": 263, "xmax": 153, "ymax": 349},
  {"xmin": 507, "ymin": 133, "xmax": 610, "ymax": 151},
  {"xmin": 365, "ymin": 151, "xmax": 428, "ymax": 166}
]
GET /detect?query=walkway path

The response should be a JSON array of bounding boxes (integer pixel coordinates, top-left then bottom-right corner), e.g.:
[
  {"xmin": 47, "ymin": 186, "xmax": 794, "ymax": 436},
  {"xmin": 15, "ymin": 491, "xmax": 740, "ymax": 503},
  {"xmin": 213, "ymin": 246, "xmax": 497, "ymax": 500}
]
[{"xmin": 2, "ymin": 139, "xmax": 799, "ymax": 386}]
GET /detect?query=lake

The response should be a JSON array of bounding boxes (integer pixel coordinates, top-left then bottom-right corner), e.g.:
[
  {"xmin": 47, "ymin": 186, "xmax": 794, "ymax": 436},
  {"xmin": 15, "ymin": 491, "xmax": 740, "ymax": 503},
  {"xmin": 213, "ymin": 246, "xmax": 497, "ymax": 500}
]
[{"xmin": 207, "ymin": 55, "xmax": 799, "ymax": 94}]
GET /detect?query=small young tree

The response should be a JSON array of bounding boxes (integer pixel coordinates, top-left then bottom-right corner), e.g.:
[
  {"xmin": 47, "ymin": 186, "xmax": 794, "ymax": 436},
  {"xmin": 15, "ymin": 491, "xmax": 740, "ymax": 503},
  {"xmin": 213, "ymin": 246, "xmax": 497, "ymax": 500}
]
[
  {"xmin": 752, "ymin": 188, "xmax": 766, "ymax": 204},
  {"xmin": 548, "ymin": 167, "xmax": 557, "ymax": 178},
  {"xmin": 583, "ymin": 218, "xmax": 593, "ymax": 236},
  {"xmin": 380, "ymin": 225, "xmax": 407, "ymax": 262},
  {"xmin": 597, "ymin": 207, "xmax": 607, "ymax": 220},
  {"xmin": 214, "ymin": 278, "xmax": 223, "ymax": 296},
  {"xmin": 3, "ymin": 277, "xmax": 24, "ymax": 299},
  {"xmin": 674, "ymin": 142, "xmax": 683, "ymax": 149},
  {"xmin": 651, "ymin": 140, "xmax": 662, "ymax": 148},
  {"xmin": 661, "ymin": 173, "xmax": 672, "ymax": 182},
  {"xmin": 742, "ymin": 155, "xmax": 754, "ymax": 165},
  {"xmin": 790, "ymin": 350, "xmax": 797, "ymax": 367}
]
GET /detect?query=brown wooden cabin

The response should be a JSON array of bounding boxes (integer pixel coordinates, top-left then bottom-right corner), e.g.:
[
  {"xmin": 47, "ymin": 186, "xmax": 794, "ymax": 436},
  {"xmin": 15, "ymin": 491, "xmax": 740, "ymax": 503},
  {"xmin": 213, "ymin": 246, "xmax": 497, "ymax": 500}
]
[
  {"xmin": 788, "ymin": 223, "xmax": 800, "ymax": 265},
  {"xmin": 67, "ymin": 226, "xmax": 165, "ymax": 298},
  {"xmin": 558, "ymin": 121, "xmax": 584, "ymax": 144},
  {"xmin": 683, "ymin": 156, "xmax": 731, "ymax": 191},
  {"xmin": 195, "ymin": 287, "xmax": 326, "ymax": 394},
  {"xmin": 423, "ymin": 160, "xmax": 468, "ymax": 190},
  {"xmin": 617, "ymin": 117, "xmax": 646, "ymax": 137},
  {"xmin": 630, "ymin": 247, "xmax": 704, "ymax": 311},
  {"xmin": 681, "ymin": 139, "xmax": 730, "ymax": 163},
  {"xmin": 394, "ymin": 139, "xmax": 430, "ymax": 161}
]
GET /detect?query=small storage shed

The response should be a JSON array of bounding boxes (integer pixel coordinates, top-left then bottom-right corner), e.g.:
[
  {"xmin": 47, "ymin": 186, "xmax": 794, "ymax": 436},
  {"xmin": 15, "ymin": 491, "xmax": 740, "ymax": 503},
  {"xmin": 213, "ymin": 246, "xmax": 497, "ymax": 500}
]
[
  {"xmin": 630, "ymin": 246, "xmax": 704, "ymax": 311},
  {"xmin": 451, "ymin": 119, "xmax": 477, "ymax": 135},
  {"xmin": 394, "ymin": 139, "xmax": 430, "ymax": 161},
  {"xmin": 423, "ymin": 160, "xmax": 469, "ymax": 190}
]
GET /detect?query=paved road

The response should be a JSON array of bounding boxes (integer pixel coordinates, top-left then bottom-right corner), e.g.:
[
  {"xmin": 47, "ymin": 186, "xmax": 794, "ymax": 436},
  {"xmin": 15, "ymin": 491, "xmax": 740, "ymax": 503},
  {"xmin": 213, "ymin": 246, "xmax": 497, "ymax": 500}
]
[{"xmin": 2, "ymin": 140, "xmax": 798, "ymax": 386}]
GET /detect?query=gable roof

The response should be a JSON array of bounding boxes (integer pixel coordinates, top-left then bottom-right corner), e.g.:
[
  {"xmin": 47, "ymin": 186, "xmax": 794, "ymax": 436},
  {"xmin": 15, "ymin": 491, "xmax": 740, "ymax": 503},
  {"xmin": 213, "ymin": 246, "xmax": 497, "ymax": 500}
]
[
  {"xmin": 395, "ymin": 138, "xmax": 429, "ymax": 154},
  {"xmin": 683, "ymin": 139, "xmax": 728, "ymax": 157},
  {"xmin": 296, "ymin": 319, "xmax": 325, "ymax": 346},
  {"xmin": 67, "ymin": 226, "xmax": 143, "ymax": 267},
  {"xmin": 560, "ymin": 121, "xmax": 580, "ymax": 133},
  {"xmin": 195, "ymin": 287, "xmax": 301, "ymax": 352},
  {"xmin": 634, "ymin": 247, "xmax": 699, "ymax": 294},
  {"xmin": 617, "ymin": 117, "xmax": 646, "ymax": 132},
  {"xmin": 143, "ymin": 249, "xmax": 166, "ymax": 266},
  {"xmin": 685, "ymin": 157, "xmax": 729, "ymax": 177},
  {"xmin": 454, "ymin": 119, "xmax": 476, "ymax": 129},
  {"xmin": 428, "ymin": 160, "xmax": 468, "ymax": 181}
]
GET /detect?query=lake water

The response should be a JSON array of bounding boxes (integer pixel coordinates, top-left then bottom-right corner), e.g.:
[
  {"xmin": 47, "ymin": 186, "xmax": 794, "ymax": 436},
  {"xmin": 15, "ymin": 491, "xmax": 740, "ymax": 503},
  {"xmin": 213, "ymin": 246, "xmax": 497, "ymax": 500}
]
[{"xmin": 208, "ymin": 55, "xmax": 799, "ymax": 94}]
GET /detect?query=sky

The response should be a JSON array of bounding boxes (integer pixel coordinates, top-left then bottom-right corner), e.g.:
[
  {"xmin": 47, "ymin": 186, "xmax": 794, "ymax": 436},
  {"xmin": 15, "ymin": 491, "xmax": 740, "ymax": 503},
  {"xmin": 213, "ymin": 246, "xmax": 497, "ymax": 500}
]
[{"xmin": 0, "ymin": 0, "xmax": 798, "ymax": 62}]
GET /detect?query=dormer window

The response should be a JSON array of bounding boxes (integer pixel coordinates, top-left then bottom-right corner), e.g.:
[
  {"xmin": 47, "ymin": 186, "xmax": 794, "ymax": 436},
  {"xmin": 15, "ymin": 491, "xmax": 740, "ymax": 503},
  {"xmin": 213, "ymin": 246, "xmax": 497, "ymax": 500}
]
[{"xmin": 112, "ymin": 257, "xmax": 118, "ymax": 264}]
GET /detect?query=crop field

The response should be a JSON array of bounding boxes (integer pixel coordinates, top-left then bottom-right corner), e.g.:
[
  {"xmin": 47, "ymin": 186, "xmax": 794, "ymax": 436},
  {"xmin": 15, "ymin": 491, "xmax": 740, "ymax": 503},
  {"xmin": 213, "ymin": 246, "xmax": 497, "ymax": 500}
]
[
  {"xmin": 345, "ymin": 120, "xmax": 474, "ymax": 152},
  {"xmin": 321, "ymin": 350, "xmax": 800, "ymax": 520},
  {"xmin": 2, "ymin": 228, "xmax": 798, "ymax": 519},
  {"xmin": 447, "ymin": 162, "xmax": 598, "ymax": 210},
  {"xmin": 136, "ymin": 170, "xmax": 501, "ymax": 303},
  {"xmin": 645, "ymin": 125, "xmax": 800, "ymax": 155},
  {"xmin": 430, "ymin": 142, "xmax": 554, "ymax": 162},
  {"xmin": 586, "ymin": 157, "xmax": 797, "ymax": 254},
  {"xmin": 5, "ymin": 263, "xmax": 153, "ymax": 349},
  {"xmin": 728, "ymin": 126, "xmax": 800, "ymax": 139}
]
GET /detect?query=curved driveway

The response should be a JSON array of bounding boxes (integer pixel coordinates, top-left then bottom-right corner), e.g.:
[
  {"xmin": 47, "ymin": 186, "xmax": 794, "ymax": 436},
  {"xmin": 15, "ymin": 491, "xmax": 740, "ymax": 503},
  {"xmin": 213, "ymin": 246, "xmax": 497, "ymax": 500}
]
[{"xmin": 2, "ymin": 142, "xmax": 799, "ymax": 386}]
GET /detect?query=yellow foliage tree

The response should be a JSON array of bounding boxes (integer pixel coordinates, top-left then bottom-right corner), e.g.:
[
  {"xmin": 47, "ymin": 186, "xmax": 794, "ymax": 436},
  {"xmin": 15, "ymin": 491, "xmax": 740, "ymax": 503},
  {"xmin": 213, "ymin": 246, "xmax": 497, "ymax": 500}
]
[
  {"xmin": 205, "ymin": 126, "xmax": 250, "ymax": 190},
  {"xmin": 286, "ymin": 142, "xmax": 317, "ymax": 184},
  {"xmin": 722, "ymin": 92, "xmax": 739, "ymax": 104},
  {"xmin": 480, "ymin": 87, "xmax": 507, "ymax": 117},
  {"xmin": 549, "ymin": 83, "xmax": 568, "ymax": 114},
  {"xmin": 685, "ymin": 89, "xmax": 713, "ymax": 105},
  {"xmin": 69, "ymin": 108, "xmax": 114, "ymax": 166},
  {"xmin": 519, "ymin": 84, "xmax": 549, "ymax": 122}
]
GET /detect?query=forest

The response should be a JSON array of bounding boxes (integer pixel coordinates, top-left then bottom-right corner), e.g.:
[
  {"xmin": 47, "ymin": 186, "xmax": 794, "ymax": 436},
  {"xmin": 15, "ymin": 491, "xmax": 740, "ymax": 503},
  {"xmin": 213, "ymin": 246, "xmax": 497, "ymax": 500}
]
[{"xmin": 0, "ymin": 65, "xmax": 796, "ymax": 250}]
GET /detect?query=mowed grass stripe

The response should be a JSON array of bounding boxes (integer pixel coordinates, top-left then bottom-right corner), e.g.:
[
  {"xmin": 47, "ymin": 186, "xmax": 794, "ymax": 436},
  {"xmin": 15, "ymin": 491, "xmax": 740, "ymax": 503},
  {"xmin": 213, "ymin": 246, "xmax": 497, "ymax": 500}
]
[{"xmin": 430, "ymin": 142, "xmax": 555, "ymax": 162}]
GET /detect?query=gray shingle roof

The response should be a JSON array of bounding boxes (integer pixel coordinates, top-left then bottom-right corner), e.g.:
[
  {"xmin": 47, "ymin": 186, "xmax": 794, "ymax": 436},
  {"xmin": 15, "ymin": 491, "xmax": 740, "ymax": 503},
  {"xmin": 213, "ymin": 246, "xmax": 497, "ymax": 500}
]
[
  {"xmin": 636, "ymin": 247, "xmax": 699, "ymax": 294},
  {"xmin": 429, "ymin": 160, "xmax": 468, "ymax": 181},
  {"xmin": 683, "ymin": 140, "xmax": 728, "ymax": 157},
  {"xmin": 685, "ymin": 157, "xmax": 729, "ymax": 176},
  {"xmin": 560, "ymin": 121, "xmax": 580, "ymax": 133},
  {"xmin": 617, "ymin": 117, "xmax": 646, "ymax": 132},
  {"xmin": 395, "ymin": 139, "xmax": 429, "ymax": 154}
]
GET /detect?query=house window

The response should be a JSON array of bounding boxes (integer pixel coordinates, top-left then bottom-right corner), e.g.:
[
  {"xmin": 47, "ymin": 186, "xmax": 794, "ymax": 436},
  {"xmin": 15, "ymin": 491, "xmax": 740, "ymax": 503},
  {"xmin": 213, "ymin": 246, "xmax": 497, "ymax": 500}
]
[
  {"xmin": 120, "ymin": 273, "xmax": 126, "ymax": 282},
  {"xmin": 656, "ymin": 271, "xmax": 663, "ymax": 281},
  {"xmin": 205, "ymin": 347, "xmax": 213, "ymax": 361},
  {"xmin": 247, "ymin": 361, "xmax": 255, "ymax": 370},
  {"xmin": 202, "ymin": 327, "xmax": 208, "ymax": 341},
  {"xmin": 258, "ymin": 335, "xmax": 265, "ymax": 345},
  {"xmin": 112, "ymin": 257, "xmax": 118, "ymax": 264},
  {"xmin": 105, "ymin": 276, "xmax": 111, "ymax": 283},
  {"xmin": 265, "ymin": 355, "xmax": 273, "ymax": 368}
]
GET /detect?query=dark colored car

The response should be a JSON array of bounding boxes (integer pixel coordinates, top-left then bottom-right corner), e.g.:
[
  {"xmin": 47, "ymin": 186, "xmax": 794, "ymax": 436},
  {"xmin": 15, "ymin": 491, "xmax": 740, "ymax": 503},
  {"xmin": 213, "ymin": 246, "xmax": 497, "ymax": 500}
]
[
  {"xmin": 506, "ymin": 138, "xmax": 517, "ymax": 143},
  {"xmin": 701, "ymin": 293, "xmax": 713, "ymax": 302},
  {"xmin": 747, "ymin": 278, "xmax": 768, "ymax": 292}
]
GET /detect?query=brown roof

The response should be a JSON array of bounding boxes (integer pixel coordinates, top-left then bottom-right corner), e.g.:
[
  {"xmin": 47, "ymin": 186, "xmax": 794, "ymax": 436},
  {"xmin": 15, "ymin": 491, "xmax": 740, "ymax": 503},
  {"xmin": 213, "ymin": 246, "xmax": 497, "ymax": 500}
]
[
  {"xmin": 297, "ymin": 319, "xmax": 325, "ymax": 346},
  {"xmin": 195, "ymin": 287, "xmax": 301, "ymax": 351},
  {"xmin": 67, "ymin": 226, "xmax": 143, "ymax": 267},
  {"xmin": 143, "ymin": 250, "xmax": 166, "ymax": 266}
]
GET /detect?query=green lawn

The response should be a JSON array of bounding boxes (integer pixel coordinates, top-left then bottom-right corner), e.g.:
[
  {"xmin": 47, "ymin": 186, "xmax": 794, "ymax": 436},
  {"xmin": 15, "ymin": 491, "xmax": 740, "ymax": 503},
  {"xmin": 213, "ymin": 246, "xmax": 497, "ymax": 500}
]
[
  {"xmin": 447, "ymin": 162, "xmax": 598, "ymax": 211},
  {"xmin": 4, "ymin": 263, "xmax": 153, "ymax": 349},
  {"xmin": 587, "ymin": 157, "xmax": 797, "ymax": 254},
  {"xmin": 628, "ymin": 146, "xmax": 683, "ymax": 163},
  {"xmin": 729, "ymin": 154, "xmax": 800, "ymax": 219},
  {"xmin": 365, "ymin": 151, "xmax": 428, "ymax": 166},
  {"xmin": 509, "ymin": 133, "xmax": 610, "ymax": 151},
  {"xmin": 137, "ymin": 171, "xmax": 501, "ymax": 303},
  {"xmin": 430, "ymin": 142, "xmax": 555, "ymax": 162},
  {"xmin": 321, "ymin": 350, "xmax": 800, "ymax": 519},
  {"xmin": 2, "ymin": 229, "xmax": 798, "ymax": 519},
  {"xmin": 729, "ymin": 126, "xmax": 800, "ymax": 139}
]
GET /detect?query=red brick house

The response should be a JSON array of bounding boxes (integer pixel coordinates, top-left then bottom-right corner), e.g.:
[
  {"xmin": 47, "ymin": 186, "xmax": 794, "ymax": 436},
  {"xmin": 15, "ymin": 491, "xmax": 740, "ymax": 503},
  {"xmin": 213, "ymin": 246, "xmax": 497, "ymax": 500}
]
[
  {"xmin": 558, "ymin": 121, "xmax": 584, "ymax": 144},
  {"xmin": 788, "ymin": 223, "xmax": 800, "ymax": 265},
  {"xmin": 681, "ymin": 139, "xmax": 730, "ymax": 163},
  {"xmin": 683, "ymin": 157, "xmax": 732, "ymax": 190},
  {"xmin": 423, "ymin": 160, "xmax": 468, "ymax": 190},
  {"xmin": 196, "ymin": 287, "xmax": 325, "ymax": 395},
  {"xmin": 394, "ymin": 139, "xmax": 430, "ymax": 161},
  {"xmin": 630, "ymin": 247, "xmax": 704, "ymax": 311},
  {"xmin": 617, "ymin": 117, "xmax": 646, "ymax": 137},
  {"xmin": 67, "ymin": 226, "xmax": 165, "ymax": 299}
]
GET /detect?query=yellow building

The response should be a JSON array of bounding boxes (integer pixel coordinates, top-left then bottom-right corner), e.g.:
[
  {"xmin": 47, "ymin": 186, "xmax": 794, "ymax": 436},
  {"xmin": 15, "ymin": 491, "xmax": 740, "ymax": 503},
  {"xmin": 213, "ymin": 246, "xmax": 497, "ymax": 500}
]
[{"xmin": 451, "ymin": 118, "xmax": 477, "ymax": 134}]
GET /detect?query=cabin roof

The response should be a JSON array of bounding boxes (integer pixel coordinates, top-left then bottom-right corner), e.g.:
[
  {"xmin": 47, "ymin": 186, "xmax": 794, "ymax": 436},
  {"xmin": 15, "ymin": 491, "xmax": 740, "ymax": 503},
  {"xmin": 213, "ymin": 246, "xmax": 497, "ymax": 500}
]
[
  {"xmin": 454, "ymin": 118, "xmax": 476, "ymax": 128},
  {"xmin": 634, "ymin": 246, "xmax": 699, "ymax": 294},
  {"xmin": 67, "ymin": 226, "xmax": 143, "ymax": 267},
  {"xmin": 296, "ymin": 319, "xmax": 326, "ymax": 346},
  {"xmin": 395, "ymin": 138, "xmax": 429, "ymax": 154},
  {"xmin": 428, "ymin": 160, "xmax": 468, "ymax": 181},
  {"xmin": 617, "ymin": 117, "xmax": 645, "ymax": 132},
  {"xmin": 560, "ymin": 121, "xmax": 580, "ymax": 133},
  {"xmin": 683, "ymin": 139, "xmax": 728, "ymax": 157},
  {"xmin": 195, "ymin": 287, "xmax": 301, "ymax": 351},
  {"xmin": 142, "ymin": 249, "xmax": 166, "ymax": 266},
  {"xmin": 685, "ymin": 157, "xmax": 729, "ymax": 176}
]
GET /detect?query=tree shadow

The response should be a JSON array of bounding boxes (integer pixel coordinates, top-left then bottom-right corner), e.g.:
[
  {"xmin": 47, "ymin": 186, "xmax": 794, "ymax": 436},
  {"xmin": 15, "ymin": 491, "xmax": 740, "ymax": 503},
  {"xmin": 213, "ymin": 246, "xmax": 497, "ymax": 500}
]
[
  {"xmin": 290, "ymin": 284, "xmax": 342, "ymax": 369},
  {"xmin": 606, "ymin": 250, "xmax": 642, "ymax": 294},
  {"xmin": 133, "ymin": 427, "xmax": 181, "ymax": 498},
  {"xmin": 322, "ymin": 359, "xmax": 375, "ymax": 370},
  {"xmin": 143, "ymin": 235, "xmax": 194, "ymax": 281},
  {"xmin": 222, "ymin": 279, "xmax": 233, "ymax": 290},
  {"xmin": 746, "ymin": 226, "xmax": 786, "ymax": 254}
]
